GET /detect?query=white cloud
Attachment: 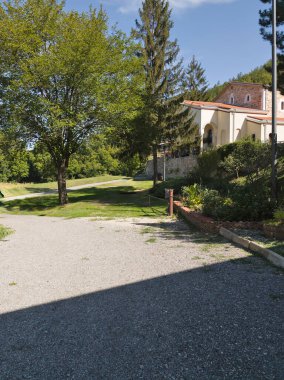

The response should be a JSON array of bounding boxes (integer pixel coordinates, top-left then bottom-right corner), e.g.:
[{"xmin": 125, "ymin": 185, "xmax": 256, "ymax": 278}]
[{"xmin": 106, "ymin": 0, "xmax": 236, "ymax": 14}]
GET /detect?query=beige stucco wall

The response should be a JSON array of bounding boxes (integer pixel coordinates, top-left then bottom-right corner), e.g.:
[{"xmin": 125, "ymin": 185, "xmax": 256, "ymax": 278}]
[
  {"xmin": 217, "ymin": 111, "xmax": 230, "ymax": 144},
  {"xmin": 262, "ymin": 123, "xmax": 284, "ymax": 142},
  {"xmin": 232, "ymin": 113, "xmax": 248, "ymax": 141},
  {"xmin": 246, "ymin": 121, "xmax": 262, "ymax": 141}
]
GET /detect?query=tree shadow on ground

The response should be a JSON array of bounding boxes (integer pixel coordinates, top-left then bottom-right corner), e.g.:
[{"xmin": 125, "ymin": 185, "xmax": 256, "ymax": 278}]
[
  {"xmin": 23, "ymin": 187, "xmax": 57, "ymax": 194},
  {"xmin": 0, "ymin": 259, "xmax": 283, "ymax": 379},
  {"xmin": 0, "ymin": 186, "xmax": 167, "ymax": 215},
  {"xmin": 135, "ymin": 218, "xmax": 226, "ymax": 245}
]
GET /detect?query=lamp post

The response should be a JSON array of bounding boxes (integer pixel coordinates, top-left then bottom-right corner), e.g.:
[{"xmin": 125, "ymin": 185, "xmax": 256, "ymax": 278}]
[
  {"xmin": 159, "ymin": 142, "xmax": 166, "ymax": 181},
  {"xmin": 271, "ymin": 0, "xmax": 278, "ymax": 201}
]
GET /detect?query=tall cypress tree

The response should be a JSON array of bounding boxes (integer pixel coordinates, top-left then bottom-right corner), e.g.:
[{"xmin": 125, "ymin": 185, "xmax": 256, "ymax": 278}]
[
  {"xmin": 134, "ymin": 0, "xmax": 195, "ymax": 185},
  {"xmin": 184, "ymin": 56, "xmax": 209, "ymax": 101},
  {"xmin": 259, "ymin": 0, "xmax": 284, "ymax": 93}
]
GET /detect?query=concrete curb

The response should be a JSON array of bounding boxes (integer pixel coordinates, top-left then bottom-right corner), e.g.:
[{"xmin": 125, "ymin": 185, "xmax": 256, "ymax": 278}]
[{"xmin": 220, "ymin": 227, "xmax": 284, "ymax": 269}]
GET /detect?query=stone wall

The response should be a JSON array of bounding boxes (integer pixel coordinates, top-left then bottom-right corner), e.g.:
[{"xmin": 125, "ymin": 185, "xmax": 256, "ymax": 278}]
[
  {"xmin": 215, "ymin": 83, "xmax": 263, "ymax": 110},
  {"xmin": 145, "ymin": 156, "xmax": 197, "ymax": 179},
  {"xmin": 265, "ymin": 89, "xmax": 284, "ymax": 116}
]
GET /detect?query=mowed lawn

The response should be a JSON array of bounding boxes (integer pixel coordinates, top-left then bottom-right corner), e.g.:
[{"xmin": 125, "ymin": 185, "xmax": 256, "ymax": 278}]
[
  {"xmin": 0, "ymin": 175, "xmax": 123, "ymax": 198},
  {"xmin": 0, "ymin": 180, "xmax": 167, "ymax": 218}
]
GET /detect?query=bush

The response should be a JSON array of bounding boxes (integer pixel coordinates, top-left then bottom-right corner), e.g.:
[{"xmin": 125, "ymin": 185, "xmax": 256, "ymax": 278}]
[
  {"xmin": 273, "ymin": 208, "xmax": 284, "ymax": 221},
  {"xmin": 195, "ymin": 150, "xmax": 221, "ymax": 180},
  {"xmin": 202, "ymin": 190, "xmax": 233, "ymax": 220},
  {"xmin": 150, "ymin": 177, "xmax": 193, "ymax": 198},
  {"xmin": 201, "ymin": 183, "xmax": 274, "ymax": 221},
  {"xmin": 181, "ymin": 184, "xmax": 207, "ymax": 210},
  {"xmin": 218, "ymin": 139, "xmax": 270, "ymax": 180}
]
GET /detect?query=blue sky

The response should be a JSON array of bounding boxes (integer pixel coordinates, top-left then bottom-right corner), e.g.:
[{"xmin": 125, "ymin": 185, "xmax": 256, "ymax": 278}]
[{"xmin": 66, "ymin": 0, "xmax": 271, "ymax": 87}]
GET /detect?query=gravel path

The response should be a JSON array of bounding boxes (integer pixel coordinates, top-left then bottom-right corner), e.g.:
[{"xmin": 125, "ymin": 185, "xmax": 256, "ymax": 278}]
[{"xmin": 0, "ymin": 215, "xmax": 283, "ymax": 379}]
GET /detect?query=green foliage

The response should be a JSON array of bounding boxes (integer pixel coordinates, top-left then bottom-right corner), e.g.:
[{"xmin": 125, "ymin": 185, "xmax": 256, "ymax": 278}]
[
  {"xmin": 201, "ymin": 184, "xmax": 273, "ymax": 222},
  {"xmin": 0, "ymin": 131, "xmax": 29, "ymax": 182},
  {"xmin": 0, "ymin": 224, "xmax": 13, "ymax": 240},
  {"xmin": 150, "ymin": 177, "xmax": 193, "ymax": 198},
  {"xmin": 68, "ymin": 135, "xmax": 120, "ymax": 179},
  {"xmin": 196, "ymin": 150, "xmax": 221, "ymax": 180},
  {"xmin": 0, "ymin": 0, "xmax": 142, "ymax": 204},
  {"xmin": 273, "ymin": 208, "xmax": 284, "ymax": 221},
  {"xmin": 259, "ymin": 0, "xmax": 284, "ymax": 93},
  {"xmin": 218, "ymin": 139, "xmax": 271, "ymax": 179},
  {"xmin": 202, "ymin": 190, "xmax": 233, "ymax": 220},
  {"xmin": 133, "ymin": 0, "xmax": 194, "ymax": 184},
  {"xmin": 181, "ymin": 184, "xmax": 206, "ymax": 210},
  {"xmin": 184, "ymin": 56, "xmax": 209, "ymax": 101}
]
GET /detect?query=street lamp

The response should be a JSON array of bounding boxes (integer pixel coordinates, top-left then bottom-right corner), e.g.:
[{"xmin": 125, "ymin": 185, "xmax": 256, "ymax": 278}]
[
  {"xmin": 159, "ymin": 142, "xmax": 167, "ymax": 181},
  {"xmin": 271, "ymin": 0, "xmax": 278, "ymax": 201}
]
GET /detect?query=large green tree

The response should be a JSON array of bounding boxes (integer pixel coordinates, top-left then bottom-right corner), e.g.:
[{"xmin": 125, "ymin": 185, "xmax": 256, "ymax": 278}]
[
  {"xmin": 133, "ymin": 0, "xmax": 194, "ymax": 185},
  {"xmin": 0, "ymin": 0, "xmax": 141, "ymax": 204},
  {"xmin": 259, "ymin": 0, "xmax": 284, "ymax": 93}
]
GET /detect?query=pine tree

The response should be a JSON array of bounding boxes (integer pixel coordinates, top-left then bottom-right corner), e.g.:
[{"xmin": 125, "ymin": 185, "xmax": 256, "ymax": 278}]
[
  {"xmin": 184, "ymin": 56, "xmax": 209, "ymax": 101},
  {"xmin": 259, "ymin": 0, "xmax": 284, "ymax": 93},
  {"xmin": 133, "ymin": 0, "xmax": 195, "ymax": 185}
]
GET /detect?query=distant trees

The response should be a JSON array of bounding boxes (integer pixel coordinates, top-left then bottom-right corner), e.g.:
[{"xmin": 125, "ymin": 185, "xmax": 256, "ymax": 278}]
[
  {"xmin": 0, "ymin": 0, "xmax": 141, "ymax": 204},
  {"xmin": 133, "ymin": 0, "xmax": 194, "ymax": 185}
]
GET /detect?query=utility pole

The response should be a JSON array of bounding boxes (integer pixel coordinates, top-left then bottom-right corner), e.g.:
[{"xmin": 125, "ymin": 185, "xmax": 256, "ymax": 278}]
[{"xmin": 271, "ymin": 0, "xmax": 278, "ymax": 201}]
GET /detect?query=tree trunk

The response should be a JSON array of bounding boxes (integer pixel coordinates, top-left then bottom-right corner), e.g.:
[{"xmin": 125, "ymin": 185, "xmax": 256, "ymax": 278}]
[
  {"xmin": 57, "ymin": 161, "xmax": 68, "ymax": 205},
  {"xmin": 153, "ymin": 145, "xmax": 158, "ymax": 186}
]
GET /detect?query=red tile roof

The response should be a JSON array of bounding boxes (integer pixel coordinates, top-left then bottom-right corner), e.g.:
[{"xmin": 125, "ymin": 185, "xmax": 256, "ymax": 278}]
[
  {"xmin": 248, "ymin": 116, "xmax": 284, "ymax": 122},
  {"xmin": 183, "ymin": 100, "xmax": 267, "ymax": 114}
]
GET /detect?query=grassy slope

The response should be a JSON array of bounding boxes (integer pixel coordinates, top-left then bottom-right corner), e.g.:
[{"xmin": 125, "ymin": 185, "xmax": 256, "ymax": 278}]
[
  {"xmin": 0, "ymin": 175, "xmax": 123, "ymax": 198},
  {"xmin": 0, "ymin": 180, "xmax": 167, "ymax": 218}
]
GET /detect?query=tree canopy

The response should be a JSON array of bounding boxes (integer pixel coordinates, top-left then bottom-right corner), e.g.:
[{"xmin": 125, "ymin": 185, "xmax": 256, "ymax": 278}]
[
  {"xmin": 0, "ymin": 0, "xmax": 142, "ymax": 204},
  {"xmin": 133, "ymin": 0, "xmax": 194, "ymax": 184}
]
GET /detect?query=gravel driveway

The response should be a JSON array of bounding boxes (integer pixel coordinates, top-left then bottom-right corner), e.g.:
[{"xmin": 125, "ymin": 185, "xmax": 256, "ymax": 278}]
[{"xmin": 0, "ymin": 214, "xmax": 283, "ymax": 379}]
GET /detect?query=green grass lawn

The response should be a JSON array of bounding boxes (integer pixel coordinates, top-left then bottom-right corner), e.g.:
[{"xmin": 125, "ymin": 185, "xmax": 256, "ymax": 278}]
[
  {"xmin": 0, "ymin": 175, "xmax": 124, "ymax": 198},
  {"xmin": 0, "ymin": 224, "xmax": 13, "ymax": 239},
  {"xmin": 0, "ymin": 180, "xmax": 168, "ymax": 218}
]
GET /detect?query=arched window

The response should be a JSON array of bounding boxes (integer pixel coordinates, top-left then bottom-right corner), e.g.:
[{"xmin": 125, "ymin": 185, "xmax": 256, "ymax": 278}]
[
  {"xmin": 207, "ymin": 129, "xmax": 213, "ymax": 146},
  {"xmin": 245, "ymin": 94, "xmax": 251, "ymax": 103},
  {"xmin": 280, "ymin": 100, "xmax": 284, "ymax": 111},
  {"xmin": 229, "ymin": 94, "xmax": 234, "ymax": 104}
]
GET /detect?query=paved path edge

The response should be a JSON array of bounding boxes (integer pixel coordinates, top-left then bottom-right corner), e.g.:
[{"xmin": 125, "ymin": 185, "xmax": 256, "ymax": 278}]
[
  {"xmin": 220, "ymin": 227, "xmax": 284, "ymax": 269},
  {"xmin": 1, "ymin": 179, "xmax": 128, "ymax": 202}
]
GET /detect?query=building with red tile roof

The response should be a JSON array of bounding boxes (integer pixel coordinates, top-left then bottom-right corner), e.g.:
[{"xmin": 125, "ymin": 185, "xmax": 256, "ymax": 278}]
[{"xmin": 183, "ymin": 82, "xmax": 284, "ymax": 149}]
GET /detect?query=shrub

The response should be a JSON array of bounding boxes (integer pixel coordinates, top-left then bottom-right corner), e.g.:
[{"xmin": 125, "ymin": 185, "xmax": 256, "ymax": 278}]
[
  {"xmin": 150, "ymin": 177, "xmax": 194, "ymax": 198},
  {"xmin": 218, "ymin": 139, "xmax": 270, "ymax": 180},
  {"xmin": 274, "ymin": 208, "xmax": 284, "ymax": 221},
  {"xmin": 181, "ymin": 184, "xmax": 207, "ymax": 210},
  {"xmin": 196, "ymin": 149, "xmax": 221, "ymax": 180},
  {"xmin": 202, "ymin": 190, "xmax": 233, "ymax": 220}
]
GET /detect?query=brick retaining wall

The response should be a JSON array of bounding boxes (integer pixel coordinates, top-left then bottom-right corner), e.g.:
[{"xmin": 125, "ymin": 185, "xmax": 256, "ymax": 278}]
[{"xmin": 173, "ymin": 201, "xmax": 262, "ymax": 233}]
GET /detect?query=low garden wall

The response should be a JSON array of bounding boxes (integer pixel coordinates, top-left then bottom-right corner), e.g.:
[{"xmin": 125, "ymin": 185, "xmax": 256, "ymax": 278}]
[
  {"xmin": 173, "ymin": 201, "xmax": 263, "ymax": 233},
  {"xmin": 263, "ymin": 224, "xmax": 284, "ymax": 240},
  {"xmin": 145, "ymin": 156, "xmax": 197, "ymax": 179}
]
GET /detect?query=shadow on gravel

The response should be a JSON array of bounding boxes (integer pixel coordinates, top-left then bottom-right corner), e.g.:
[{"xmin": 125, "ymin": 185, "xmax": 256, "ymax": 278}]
[
  {"xmin": 0, "ymin": 261, "xmax": 283, "ymax": 379},
  {"xmin": 136, "ymin": 219, "xmax": 226, "ymax": 245}
]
